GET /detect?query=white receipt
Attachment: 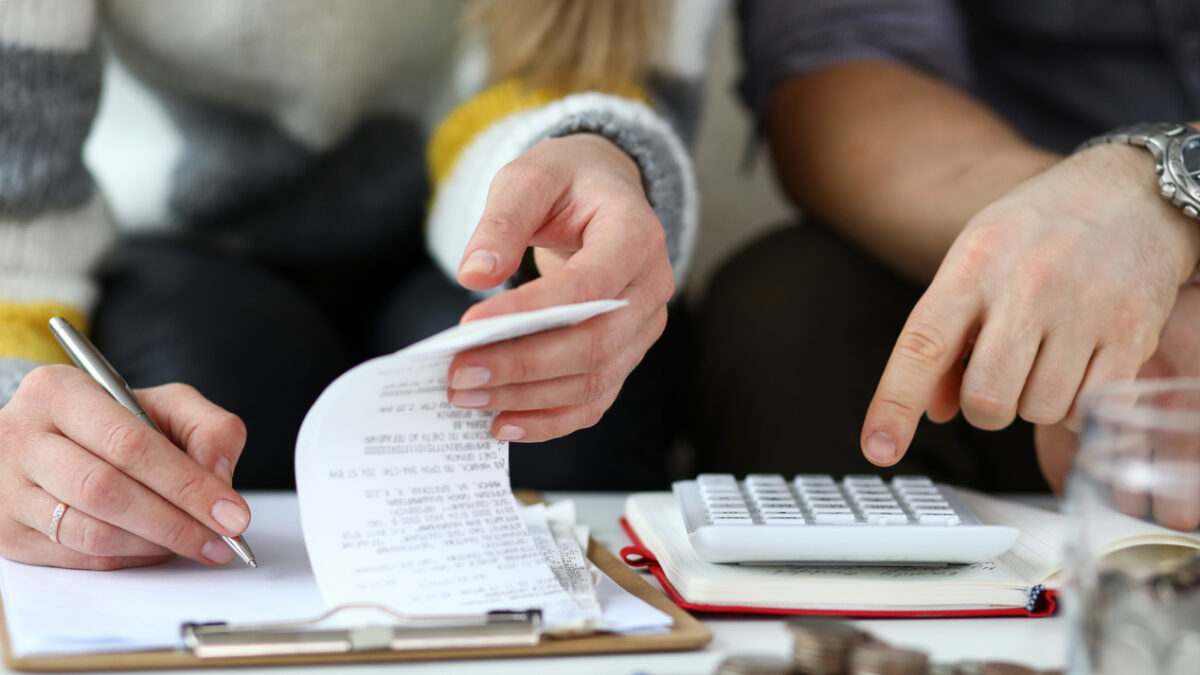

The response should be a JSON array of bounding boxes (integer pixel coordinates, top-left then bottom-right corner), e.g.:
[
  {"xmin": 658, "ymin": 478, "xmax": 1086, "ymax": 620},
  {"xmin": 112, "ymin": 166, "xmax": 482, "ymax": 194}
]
[
  {"xmin": 519, "ymin": 504, "xmax": 604, "ymax": 627},
  {"xmin": 295, "ymin": 300, "xmax": 626, "ymax": 631}
]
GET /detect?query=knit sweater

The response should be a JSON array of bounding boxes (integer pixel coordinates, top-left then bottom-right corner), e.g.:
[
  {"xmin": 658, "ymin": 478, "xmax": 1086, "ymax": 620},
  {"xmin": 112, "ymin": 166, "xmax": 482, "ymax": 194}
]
[{"xmin": 0, "ymin": 0, "xmax": 723, "ymax": 405}]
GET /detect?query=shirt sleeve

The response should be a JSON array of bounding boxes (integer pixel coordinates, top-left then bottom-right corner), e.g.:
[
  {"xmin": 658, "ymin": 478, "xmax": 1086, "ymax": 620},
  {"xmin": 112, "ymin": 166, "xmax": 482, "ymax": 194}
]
[
  {"xmin": 0, "ymin": 0, "xmax": 116, "ymax": 405},
  {"xmin": 737, "ymin": 0, "xmax": 972, "ymax": 125},
  {"xmin": 426, "ymin": 83, "xmax": 697, "ymax": 291}
]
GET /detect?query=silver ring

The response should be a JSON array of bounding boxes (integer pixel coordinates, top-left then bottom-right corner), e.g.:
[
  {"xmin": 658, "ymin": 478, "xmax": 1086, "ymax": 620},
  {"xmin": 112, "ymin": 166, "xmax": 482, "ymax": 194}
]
[{"xmin": 47, "ymin": 502, "xmax": 67, "ymax": 544}]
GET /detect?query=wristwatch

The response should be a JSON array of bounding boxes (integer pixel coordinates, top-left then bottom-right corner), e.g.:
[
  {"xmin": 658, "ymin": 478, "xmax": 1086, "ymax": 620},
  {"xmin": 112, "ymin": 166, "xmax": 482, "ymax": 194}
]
[{"xmin": 1077, "ymin": 122, "xmax": 1200, "ymax": 219}]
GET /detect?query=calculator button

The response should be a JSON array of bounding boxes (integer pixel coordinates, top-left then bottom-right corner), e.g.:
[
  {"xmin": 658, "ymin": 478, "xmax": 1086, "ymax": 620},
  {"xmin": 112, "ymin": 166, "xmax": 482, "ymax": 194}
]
[
  {"xmin": 850, "ymin": 490, "xmax": 891, "ymax": 500},
  {"xmin": 748, "ymin": 485, "xmax": 787, "ymax": 493},
  {"xmin": 868, "ymin": 513, "xmax": 911, "ymax": 525},
  {"xmin": 763, "ymin": 516, "xmax": 807, "ymax": 525},
  {"xmin": 705, "ymin": 504, "xmax": 749, "ymax": 512},
  {"xmin": 912, "ymin": 507, "xmax": 957, "ymax": 516},
  {"xmin": 844, "ymin": 475, "xmax": 885, "ymax": 485},
  {"xmin": 917, "ymin": 514, "xmax": 961, "ymax": 525},
  {"xmin": 799, "ymin": 485, "xmax": 841, "ymax": 493},
  {"xmin": 698, "ymin": 482, "xmax": 737, "ymax": 492},
  {"xmin": 801, "ymin": 494, "xmax": 849, "ymax": 504},
  {"xmin": 813, "ymin": 513, "xmax": 859, "ymax": 524},
  {"xmin": 799, "ymin": 491, "xmax": 842, "ymax": 500},
  {"xmin": 746, "ymin": 473, "xmax": 786, "ymax": 483},
  {"xmin": 900, "ymin": 490, "xmax": 942, "ymax": 499},
  {"xmin": 893, "ymin": 476, "xmax": 934, "ymax": 487},
  {"xmin": 759, "ymin": 504, "xmax": 801, "ymax": 511},
  {"xmin": 710, "ymin": 517, "xmax": 754, "ymax": 526},
  {"xmin": 700, "ymin": 488, "xmax": 743, "ymax": 498},
  {"xmin": 902, "ymin": 492, "xmax": 950, "ymax": 502}
]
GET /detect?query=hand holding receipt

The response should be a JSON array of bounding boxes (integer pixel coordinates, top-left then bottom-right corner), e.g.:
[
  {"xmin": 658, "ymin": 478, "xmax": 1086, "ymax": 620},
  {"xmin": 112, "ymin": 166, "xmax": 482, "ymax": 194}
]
[{"xmin": 0, "ymin": 319, "xmax": 257, "ymax": 570}]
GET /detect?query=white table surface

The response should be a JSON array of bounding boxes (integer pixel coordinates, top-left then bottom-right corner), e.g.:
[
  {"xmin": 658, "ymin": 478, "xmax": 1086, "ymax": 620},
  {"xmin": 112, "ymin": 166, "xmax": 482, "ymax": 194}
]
[{"xmin": 1, "ymin": 492, "xmax": 1068, "ymax": 675}]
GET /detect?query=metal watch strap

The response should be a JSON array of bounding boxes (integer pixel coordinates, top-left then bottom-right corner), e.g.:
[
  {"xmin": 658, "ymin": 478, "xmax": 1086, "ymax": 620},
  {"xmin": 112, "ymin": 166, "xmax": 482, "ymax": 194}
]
[
  {"xmin": 1075, "ymin": 122, "xmax": 1190, "ymax": 161},
  {"xmin": 1077, "ymin": 122, "xmax": 1200, "ymax": 219}
]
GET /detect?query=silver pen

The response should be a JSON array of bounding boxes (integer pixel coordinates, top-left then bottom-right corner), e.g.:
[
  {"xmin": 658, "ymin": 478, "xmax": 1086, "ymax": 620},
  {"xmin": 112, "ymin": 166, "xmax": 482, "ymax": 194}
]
[{"xmin": 48, "ymin": 317, "xmax": 258, "ymax": 568}]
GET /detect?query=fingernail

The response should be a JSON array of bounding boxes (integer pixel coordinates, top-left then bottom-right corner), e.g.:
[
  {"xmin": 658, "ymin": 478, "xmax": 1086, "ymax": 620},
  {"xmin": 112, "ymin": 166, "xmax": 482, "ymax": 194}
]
[
  {"xmin": 496, "ymin": 425, "xmax": 526, "ymax": 441},
  {"xmin": 460, "ymin": 249, "xmax": 498, "ymax": 276},
  {"xmin": 451, "ymin": 389, "xmax": 490, "ymax": 408},
  {"xmin": 201, "ymin": 538, "xmax": 236, "ymax": 565},
  {"xmin": 212, "ymin": 500, "xmax": 249, "ymax": 534},
  {"xmin": 215, "ymin": 456, "xmax": 234, "ymax": 484},
  {"xmin": 451, "ymin": 366, "xmax": 491, "ymax": 389},
  {"xmin": 865, "ymin": 431, "xmax": 896, "ymax": 464}
]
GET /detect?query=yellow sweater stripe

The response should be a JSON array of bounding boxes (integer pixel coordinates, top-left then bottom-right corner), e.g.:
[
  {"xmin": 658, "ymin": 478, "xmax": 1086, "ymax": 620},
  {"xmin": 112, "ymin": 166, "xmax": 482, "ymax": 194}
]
[
  {"xmin": 428, "ymin": 80, "xmax": 649, "ymax": 189},
  {"xmin": 0, "ymin": 302, "xmax": 88, "ymax": 364}
]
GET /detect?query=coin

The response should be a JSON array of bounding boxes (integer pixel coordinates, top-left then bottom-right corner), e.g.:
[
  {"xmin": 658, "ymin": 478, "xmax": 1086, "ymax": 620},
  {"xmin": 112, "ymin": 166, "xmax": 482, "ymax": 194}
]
[
  {"xmin": 953, "ymin": 662, "xmax": 1039, "ymax": 675},
  {"xmin": 788, "ymin": 617, "xmax": 869, "ymax": 674},
  {"xmin": 848, "ymin": 642, "xmax": 928, "ymax": 675},
  {"xmin": 714, "ymin": 654, "xmax": 796, "ymax": 675}
]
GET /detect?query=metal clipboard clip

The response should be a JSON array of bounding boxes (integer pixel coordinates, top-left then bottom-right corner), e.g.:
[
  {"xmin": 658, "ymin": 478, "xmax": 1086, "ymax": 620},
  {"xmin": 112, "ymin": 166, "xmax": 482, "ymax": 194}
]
[{"xmin": 181, "ymin": 603, "xmax": 543, "ymax": 659}]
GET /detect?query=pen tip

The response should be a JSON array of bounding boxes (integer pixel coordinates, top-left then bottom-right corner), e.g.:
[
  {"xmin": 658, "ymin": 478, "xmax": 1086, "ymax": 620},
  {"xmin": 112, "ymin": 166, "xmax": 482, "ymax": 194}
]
[{"xmin": 248, "ymin": 559, "xmax": 258, "ymax": 569}]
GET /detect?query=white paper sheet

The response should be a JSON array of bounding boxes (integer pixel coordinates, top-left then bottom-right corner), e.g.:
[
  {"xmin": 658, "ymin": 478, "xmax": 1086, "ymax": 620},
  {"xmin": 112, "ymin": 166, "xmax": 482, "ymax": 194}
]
[
  {"xmin": 0, "ymin": 494, "xmax": 326, "ymax": 657},
  {"xmin": 294, "ymin": 300, "xmax": 625, "ymax": 631},
  {"xmin": 0, "ymin": 493, "xmax": 670, "ymax": 658}
]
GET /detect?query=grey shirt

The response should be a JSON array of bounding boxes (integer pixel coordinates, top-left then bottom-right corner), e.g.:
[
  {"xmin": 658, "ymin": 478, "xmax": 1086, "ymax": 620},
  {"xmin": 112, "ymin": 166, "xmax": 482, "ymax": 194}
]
[{"xmin": 739, "ymin": 0, "xmax": 1200, "ymax": 153}]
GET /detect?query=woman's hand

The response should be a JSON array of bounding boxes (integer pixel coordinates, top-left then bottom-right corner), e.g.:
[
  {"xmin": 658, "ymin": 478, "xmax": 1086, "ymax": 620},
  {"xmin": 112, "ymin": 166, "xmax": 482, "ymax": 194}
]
[
  {"xmin": 861, "ymin": 144, "xmax": 1200, "ymax": 467},
  {"xmin": 0, "ymin": 367, "xmax": 250, "ymax": 569},
  {"xmin": 446, "ymin": 134, "xmax": 675, "ymax": 442}
]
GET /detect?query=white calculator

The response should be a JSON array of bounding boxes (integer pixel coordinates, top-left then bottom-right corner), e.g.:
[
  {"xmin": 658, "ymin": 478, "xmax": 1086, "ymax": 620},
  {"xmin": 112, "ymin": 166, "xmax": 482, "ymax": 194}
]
[{"xmin": 672, "ymin": 473, "xmax": 1019, "ymax": 564}]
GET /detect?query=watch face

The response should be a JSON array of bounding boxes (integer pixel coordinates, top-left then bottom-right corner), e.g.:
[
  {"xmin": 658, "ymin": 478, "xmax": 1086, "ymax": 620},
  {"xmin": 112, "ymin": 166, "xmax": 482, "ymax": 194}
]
[{"xmin": 1182, "ymin": 137, "xmax": 1200, "ymax": 180}]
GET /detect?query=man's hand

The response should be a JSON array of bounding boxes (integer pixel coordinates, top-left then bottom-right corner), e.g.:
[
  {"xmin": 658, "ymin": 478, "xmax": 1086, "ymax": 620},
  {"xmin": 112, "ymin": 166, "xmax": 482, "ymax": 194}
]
[
  {"xmin": 446, "ymin": 134, "xmax": 675, "ymax": 442},
  {"xmin": 0, "ymin": 367, "xmax": 250, "ymax": 569},
  {"xmin": 1035, "ymin": 276, "xmax": 1200, "ymax": 530},
  {"xmin": 862, "ymin": 144, "xmax": 1200, "ymax": 467}
]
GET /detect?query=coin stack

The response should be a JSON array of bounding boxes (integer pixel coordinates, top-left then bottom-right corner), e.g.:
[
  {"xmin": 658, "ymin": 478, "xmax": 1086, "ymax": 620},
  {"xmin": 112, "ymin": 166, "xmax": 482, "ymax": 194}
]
[
  {"xmin": 948, "ymin": 662, "xmax": 1041, "ymax": 674},
  {"xmin": 847, "ymin": 642, "xmax": 928, "ymax": 675},
  {"xmin": 714, "ymin": 654, "xmax": 797, "ymax": 675},
  {"xmin": 788, "ymin": 617, "xmax": 869, "ymax": 674}
]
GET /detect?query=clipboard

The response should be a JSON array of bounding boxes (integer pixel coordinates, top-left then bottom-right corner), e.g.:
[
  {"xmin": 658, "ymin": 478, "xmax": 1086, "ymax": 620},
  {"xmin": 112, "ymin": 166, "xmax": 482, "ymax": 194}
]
[{"xmin": 0, "ymin": 529, "xmax": 710, "ymax": 671}]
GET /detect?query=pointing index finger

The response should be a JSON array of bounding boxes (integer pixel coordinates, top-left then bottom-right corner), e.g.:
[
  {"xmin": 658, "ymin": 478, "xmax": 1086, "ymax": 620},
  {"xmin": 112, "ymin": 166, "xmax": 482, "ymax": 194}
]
[{"xmin": 862, "ymin": 288, "xmax": 980, "ymax": 466}]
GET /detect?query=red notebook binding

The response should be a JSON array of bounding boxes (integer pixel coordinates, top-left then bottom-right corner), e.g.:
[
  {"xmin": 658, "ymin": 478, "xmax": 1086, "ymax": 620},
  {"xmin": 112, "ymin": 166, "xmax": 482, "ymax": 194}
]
[{"xmin": 619, "ymin": 517, "xmax": 1058, "ymax": 619}]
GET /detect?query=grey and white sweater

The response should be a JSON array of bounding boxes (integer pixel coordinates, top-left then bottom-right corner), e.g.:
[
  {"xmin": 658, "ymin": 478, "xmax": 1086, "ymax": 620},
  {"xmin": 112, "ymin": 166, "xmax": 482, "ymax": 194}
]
[{"xmin": 0, "ymin": 0, "xmax": 724, "ymax": 405}]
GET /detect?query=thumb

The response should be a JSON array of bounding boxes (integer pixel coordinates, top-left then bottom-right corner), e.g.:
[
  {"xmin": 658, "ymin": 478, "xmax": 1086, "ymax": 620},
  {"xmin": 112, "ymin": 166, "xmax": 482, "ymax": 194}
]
[{"xmin": 458, "ymin": 157, "xmax": 571, "ymax": 291}]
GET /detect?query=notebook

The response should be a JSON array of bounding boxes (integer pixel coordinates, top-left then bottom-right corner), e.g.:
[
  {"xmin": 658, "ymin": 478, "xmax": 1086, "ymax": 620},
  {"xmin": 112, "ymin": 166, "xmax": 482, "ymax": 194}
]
[{"xmin": 621, "ymin": 489, "xmax": 1200, "ymax": 618}]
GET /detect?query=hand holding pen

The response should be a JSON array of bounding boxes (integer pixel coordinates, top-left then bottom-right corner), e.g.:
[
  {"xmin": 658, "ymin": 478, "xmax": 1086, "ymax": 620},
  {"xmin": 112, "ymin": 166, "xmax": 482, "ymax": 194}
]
[{"xmin": 0, "ymin": 318, "xmax": 256, "ymax": 570}]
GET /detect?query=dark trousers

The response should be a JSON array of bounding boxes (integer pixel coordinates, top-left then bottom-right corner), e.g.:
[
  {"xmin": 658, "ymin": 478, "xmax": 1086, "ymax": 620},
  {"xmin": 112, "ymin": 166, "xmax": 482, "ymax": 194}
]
[
  {"xmin": 692, "ymin": 223, "xmax": 1048, "ymax": 493},
  {"xmin": 92, "ymin": 235, "xmax": 685, "ymax": 491}
]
